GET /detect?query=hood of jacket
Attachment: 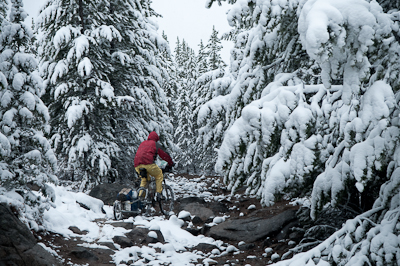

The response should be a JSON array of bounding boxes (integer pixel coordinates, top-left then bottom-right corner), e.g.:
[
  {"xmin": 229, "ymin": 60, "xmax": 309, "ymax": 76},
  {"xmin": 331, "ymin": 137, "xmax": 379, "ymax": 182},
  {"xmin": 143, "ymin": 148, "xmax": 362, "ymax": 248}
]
[{"xmin": 147, "ymin": 131, "xmax": 159, "ymax": 142}]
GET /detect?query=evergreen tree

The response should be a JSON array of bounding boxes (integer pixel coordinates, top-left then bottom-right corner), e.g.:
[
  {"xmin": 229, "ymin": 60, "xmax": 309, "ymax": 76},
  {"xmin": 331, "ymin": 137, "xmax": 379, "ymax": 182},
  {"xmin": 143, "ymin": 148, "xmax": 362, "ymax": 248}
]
[
  {"xmin": 174, "ymin": 37, "xmax": 183, "ymax": 68},
  {"xmin": 38, "ymin": 0, "xmax": 119, "ymax": 189},
  {"xmin": 206, "ymin": 26, "xmax": 226, "ymax": 70},
  {"xmin": 159, "ymin": 31, "xmax": 178, "ymax": 117},
  {"xmin": 192, "ymin": 68, "xmax": 226, "ymax": 174},
  {"xmin": 197, "ymin": 39, "xmax": 209, "ymax": 74},
  {"xmin": 173, "ymin": 39, "xmax": 199, "ymax": 172},
  {"xmin": 198, "ymin": 0, "xmax": 317, "ymax": 175},
  {"xmin": 38, "ymin": 0, "xmax": 174, "ymax": 188},
  {"xmin": 0, "ymin": 0, "xmax": 7, "ymax": 26},
  {"xmin": 206, "ymin": 0, "xmax": 400, "ymax": 264},
  {"xmin": 0, "ymin": 0, "xmax": 57, "ymax": 227},
  {"xmin": 106, "ymin": 0, "xmax": 175, "ymax": 181}
]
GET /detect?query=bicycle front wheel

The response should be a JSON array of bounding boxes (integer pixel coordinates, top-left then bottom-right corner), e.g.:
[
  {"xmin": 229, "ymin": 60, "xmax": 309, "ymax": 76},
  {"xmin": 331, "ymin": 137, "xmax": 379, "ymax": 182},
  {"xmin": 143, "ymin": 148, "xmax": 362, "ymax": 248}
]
[{"xmin": 159, "ymin": 184, "xmax": 174, "ymax": 217}]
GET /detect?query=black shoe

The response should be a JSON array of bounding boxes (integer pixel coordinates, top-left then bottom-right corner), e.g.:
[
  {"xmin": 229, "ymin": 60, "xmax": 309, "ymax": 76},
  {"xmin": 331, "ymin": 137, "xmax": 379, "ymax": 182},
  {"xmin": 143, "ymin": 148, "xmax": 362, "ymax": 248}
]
[{"xmin": 156, "ymin": 192, "xmax": 165, "ymax": 201}]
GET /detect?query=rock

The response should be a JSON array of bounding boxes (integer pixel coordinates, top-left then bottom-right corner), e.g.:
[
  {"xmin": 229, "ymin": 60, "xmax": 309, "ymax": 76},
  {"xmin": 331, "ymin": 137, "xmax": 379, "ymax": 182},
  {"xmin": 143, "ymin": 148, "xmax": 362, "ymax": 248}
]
[
  {"xmin": 208, "ymin": 201, "xmax": 229, "ymax": 214},
  {"xmin": 146, "ymin": 230, "xmax": 165, "ymax": 244},
  {"xmin": 182, "ymin": 203, "xmax": 214, "ymax": 221},
  {"xmin": 181, "ymin": 216, "xmax": 192, "ymax": 222},
  {"xmin": 185, "ymin": 227, "xmax": 201, "ymax": 236},
  {"xmin": 98, "ymin": 241, "xmax": 117, "ymax": 250},
  {"xmin": 0, "ymin": 203, "xmax": 62, "ymax": 266},
  {"xmin": 70, "ymin": 247, "xmax": 99, "ymax": 261},
  {"xmin": 89, "ymin": 183, "xmax": 136, "ymax": 205},
  {"xmin": 110, "ymin": 221, "xmax": 134, "ymax": 230},
  {"xmin": 126, "ymin": 227, "xmax": 165, "ymax": 245},
  {"xmin": 68, "ymin": 226, "xmax": 88, "ymax": 235},
  {"xmin": 178, "ymin": 197, "xmax": 206, "ymax": 205},
  {"xmin": 126, "ymin": 227, "xmax": 148, "ymax": 245},
  {"xmin": 289, "ymin": 230, "xmax": 304, "ymax": 242},
  {"xmin": 201, "ymin": 224, "xmax": 211, "ymax": 235},
  {"xmin": 192, "ymin": 216, "xmax": 203, "ymax": 225},
  {"xmin": 112, "ymin": 235, "xmax": 133, "ymax": 248},
  {"xmin": 275, "ymin": 220, "xmax": 299, "ymax": 242},
  {"xmin": 193, "ymin": 243, "xmax": 218, "ymax": 253},
  {"xmin": 239, "ymin": 243, "xmax": 255, "ymax": 251},
  {"xmin": 209, "ymin": 209, "xmax": 297, "ymax": 242},
  {"xmin": 204, "ymin": 217, "xmax": 214, "ymax": 223}
]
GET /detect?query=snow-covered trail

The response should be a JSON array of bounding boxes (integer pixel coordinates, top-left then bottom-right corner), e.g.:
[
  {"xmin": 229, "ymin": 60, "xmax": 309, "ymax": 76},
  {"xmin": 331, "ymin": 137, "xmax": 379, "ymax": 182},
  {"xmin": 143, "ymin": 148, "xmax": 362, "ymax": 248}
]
[{"xmin": 40, "ymin": 174, "xmax": 246, "ymax": 266}]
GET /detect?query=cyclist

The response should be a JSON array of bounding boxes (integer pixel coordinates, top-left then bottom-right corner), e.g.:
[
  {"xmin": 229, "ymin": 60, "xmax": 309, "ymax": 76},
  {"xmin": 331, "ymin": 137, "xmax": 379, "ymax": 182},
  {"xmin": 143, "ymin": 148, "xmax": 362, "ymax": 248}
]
[{"xmin": 134, "ymin": 131, "xmax": 174, "ymax": 200}]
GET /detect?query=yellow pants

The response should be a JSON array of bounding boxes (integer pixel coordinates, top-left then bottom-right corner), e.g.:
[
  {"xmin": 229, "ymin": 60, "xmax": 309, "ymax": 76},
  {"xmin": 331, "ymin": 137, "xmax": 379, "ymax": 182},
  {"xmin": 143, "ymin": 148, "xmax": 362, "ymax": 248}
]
[{"xmin": 135, "ymin": 163, "xmax": 163, "ymax": 193}]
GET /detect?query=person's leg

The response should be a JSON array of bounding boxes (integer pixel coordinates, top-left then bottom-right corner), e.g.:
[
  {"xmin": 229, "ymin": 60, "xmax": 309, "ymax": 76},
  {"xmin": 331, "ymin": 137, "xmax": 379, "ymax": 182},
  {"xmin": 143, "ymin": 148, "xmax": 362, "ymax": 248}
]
[
  {"xmin": 146, "ymin": 164, "xmax": 164, "ymax": 193},
  {"xmin": 135, "ymin": 165, "xmax": 149, "ymax": 197}
]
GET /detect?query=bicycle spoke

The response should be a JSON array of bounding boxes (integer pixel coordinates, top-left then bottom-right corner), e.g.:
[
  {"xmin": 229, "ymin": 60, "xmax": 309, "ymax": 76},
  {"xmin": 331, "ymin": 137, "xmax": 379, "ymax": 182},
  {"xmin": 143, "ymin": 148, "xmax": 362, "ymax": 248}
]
[{"xmin": 159, "ymin": 185, "xmax": 174, "ymax": 218}]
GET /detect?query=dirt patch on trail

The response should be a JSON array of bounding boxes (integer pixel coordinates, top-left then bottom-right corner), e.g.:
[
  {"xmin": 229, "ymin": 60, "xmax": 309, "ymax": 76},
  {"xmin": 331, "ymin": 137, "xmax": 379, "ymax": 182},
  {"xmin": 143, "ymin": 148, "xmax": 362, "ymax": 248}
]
[{"xmin": 37, "ymin": 174, "xmax": 303, "ymax": 266}]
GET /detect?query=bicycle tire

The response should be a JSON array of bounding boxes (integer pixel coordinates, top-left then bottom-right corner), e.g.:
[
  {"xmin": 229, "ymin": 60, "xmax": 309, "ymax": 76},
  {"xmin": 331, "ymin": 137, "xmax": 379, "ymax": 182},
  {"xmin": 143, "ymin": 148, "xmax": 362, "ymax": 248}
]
[
  {"xmin": 113, "ymin": 200, "xmax": 123, "ymax": 220},
  {"xmin": 158, "ymin": 184, "xmax": 174, "ymax": 218}
]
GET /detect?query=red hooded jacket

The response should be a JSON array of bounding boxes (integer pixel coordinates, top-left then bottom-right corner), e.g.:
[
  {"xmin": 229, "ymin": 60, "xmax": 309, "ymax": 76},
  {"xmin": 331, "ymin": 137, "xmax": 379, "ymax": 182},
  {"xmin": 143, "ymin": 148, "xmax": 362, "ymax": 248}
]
[{"xmin": 134, "ymin": 131, "xmax": 174, "ymax": 167}]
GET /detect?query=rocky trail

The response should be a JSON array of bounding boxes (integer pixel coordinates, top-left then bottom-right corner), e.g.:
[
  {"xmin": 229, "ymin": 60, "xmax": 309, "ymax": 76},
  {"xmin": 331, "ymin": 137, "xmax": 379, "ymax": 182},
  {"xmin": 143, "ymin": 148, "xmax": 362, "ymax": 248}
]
[{"xmin": 34, "ymin": 173, "xmax": 305, "ymax": 266}]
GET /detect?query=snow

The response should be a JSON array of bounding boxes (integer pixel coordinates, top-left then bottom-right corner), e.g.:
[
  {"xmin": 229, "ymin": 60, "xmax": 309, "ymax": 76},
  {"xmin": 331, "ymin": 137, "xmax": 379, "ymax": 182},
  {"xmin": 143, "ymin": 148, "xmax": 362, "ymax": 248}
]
[
  {"xmin": 65, "ymin": 100, "xmax": 91, "ymax": 128},
  {"xmin": 212, "ymin": 216, "xmax": 226, "ymax": 224},
  {"xmin": 247, "ymin": 204, "xmax": 256, "ymax": 210},
  {"xmin": 77, "ymin": 57, "xmax": 92, "ymax": 77},
  {"xmin": 178, "ymin": 210, "xmax": 191, "ymax": 219},
  {"xmin": 12, "ymin": 72, "xmax": 24, "ymax": 91},
  {"xmin": 0, "ymin": 173, "xmax": 247, "ymax": 265}
]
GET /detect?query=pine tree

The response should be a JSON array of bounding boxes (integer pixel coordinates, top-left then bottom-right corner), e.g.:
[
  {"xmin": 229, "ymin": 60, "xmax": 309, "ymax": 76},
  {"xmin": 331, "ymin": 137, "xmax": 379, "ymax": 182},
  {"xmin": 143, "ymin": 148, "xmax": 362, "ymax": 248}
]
[
  {"xmin": 38, "ymin": 0, "xmax": 174, "ymax": 188},
  {"xmin": 173, "ymin": 39, "xmax": 199, "ymax": 172},
  {"xmin": 38, "ymin": 0, "xmax": 119, "ymax": 189},
  {"xmin": 0, "ymin": 0, "xmax": 7, "ymax": 26},
  {"xmin": 197, "ymin": 39, "xmax": 209, "ymax": 74},
  {"xmin": 174, "ymin": 37, "xmax": 183, "ymax": 68},
  {"xmin": 205, "ymin": 0, "xmax": 400, "ymax": 265},
  {"xmin": 159, "ymin": 31, "xmax": 178, "ymax": 122},
  {"xmin": 106, "ymin": 0, "xmax": 175, "ymax": 181},
  {"xmin": 198, "ymin": 0, "xmax": 317, "ymax": 176},
  {"xmin": 0, "ymin": 0, "xmax": 57, "ymax": 227},
  {"xmin": 192, "ymin": 68, "xmax": 226, "ymax": 174},
  {"xmin": 206, "ymin": 26, "xmax": 226, "ymax": 71}
]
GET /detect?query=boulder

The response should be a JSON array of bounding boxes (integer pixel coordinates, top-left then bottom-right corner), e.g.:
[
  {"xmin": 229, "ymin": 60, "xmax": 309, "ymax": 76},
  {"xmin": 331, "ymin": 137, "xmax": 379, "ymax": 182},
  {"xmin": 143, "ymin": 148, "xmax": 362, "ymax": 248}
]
[
  {"xmin": 209, "ymin": 209, "xmax": 297, "ymax": 243},
  {"xmin": 68, "ymin": 226, "xmax": 88, "ymax": 235},
  {"xmin": 69, "ymin": 247, "xmax": 99, "ymax": 261},
  {"xmin": 126, "ymin": 226, "xmax": 165, "ymax": 245},
  {"xmin": 89, "ymin": 182, "xmax": 136, "ymax": 205},
  {"xmin": 110, "ymin": 221, "xmax": 134, "ymax": 230},
  {"xmin": 208, "ymin": 201, "xmax": 229, "ymax": 214},
  {"xmin": 193, "ymin": 243, "xmax": 218, "ymax": 253},
  {"xmin": 192, "ymin": 216, "xmax": 204, "ymax": 225},
  {"xmin": 178, "ymin": 197, "xmax": 206, "ymax": 205},
  {"xmin": 185, "ymin": 227, "xmax": 201, "ymax": 236},
  {"xmin": 0, "ymin": 203, "xmax": 61, "ymax": 266},
  {"xmin": 112, "ymin": 235, "xmax": 133, "ymax": 248},
  {"xmin": 178, "ymin": 196, "xmax": 228, "ymax": 221},
  {"xmin": 182, "ymin": 203, "xmax": 214, "ymax": 221}
]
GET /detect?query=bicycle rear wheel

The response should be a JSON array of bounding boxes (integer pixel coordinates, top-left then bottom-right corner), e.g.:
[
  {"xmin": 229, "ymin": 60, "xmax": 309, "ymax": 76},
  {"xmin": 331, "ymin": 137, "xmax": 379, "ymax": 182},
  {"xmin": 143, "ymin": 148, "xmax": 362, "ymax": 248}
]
[{"xmin": 159, "ymin": 184, "xmax": 174, "ymax": 217}]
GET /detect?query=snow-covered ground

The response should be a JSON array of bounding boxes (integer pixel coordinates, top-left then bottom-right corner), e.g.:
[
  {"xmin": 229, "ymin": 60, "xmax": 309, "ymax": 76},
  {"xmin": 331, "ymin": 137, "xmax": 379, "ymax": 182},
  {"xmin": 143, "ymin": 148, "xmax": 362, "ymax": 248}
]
[{"xmin": 39, "ymin": 174, "xmax": 243, "ymax": 265}]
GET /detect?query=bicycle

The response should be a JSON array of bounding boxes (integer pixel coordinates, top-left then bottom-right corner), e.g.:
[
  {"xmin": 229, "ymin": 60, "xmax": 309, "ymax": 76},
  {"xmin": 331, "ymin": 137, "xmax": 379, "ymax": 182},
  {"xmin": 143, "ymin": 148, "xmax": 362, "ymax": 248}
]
[{"xmin": 113, "ymin": 167, "xmax": 174, "ymax": 220}]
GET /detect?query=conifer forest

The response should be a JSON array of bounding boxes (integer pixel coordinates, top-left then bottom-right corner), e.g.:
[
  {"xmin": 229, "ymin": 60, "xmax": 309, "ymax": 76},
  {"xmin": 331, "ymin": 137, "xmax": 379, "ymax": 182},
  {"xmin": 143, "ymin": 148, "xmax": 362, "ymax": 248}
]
[{"xmin": 1, "ymin": 0, "xmax": 400, "ymax": 265}]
